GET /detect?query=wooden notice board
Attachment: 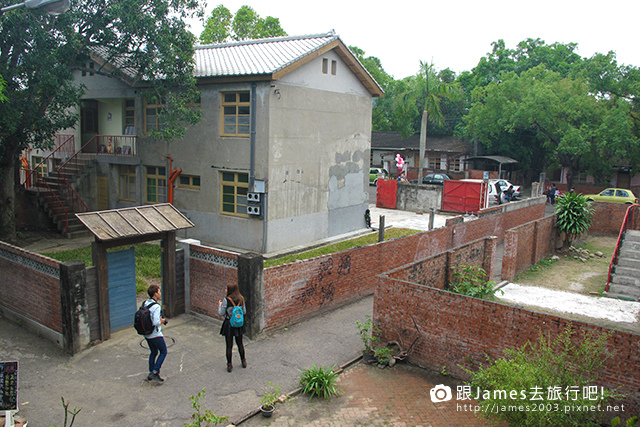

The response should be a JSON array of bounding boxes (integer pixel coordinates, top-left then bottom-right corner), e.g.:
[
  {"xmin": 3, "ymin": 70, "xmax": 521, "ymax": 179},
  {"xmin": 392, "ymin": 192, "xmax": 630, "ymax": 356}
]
[{"xmin": 0, "ymin": 361, "xmax": 18, "ymax": 411}]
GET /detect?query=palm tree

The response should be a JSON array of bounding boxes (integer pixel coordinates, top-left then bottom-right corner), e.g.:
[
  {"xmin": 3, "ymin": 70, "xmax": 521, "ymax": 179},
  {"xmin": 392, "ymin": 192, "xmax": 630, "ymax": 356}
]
[{"xmin": 395, "ymin": 61, "xmax": 461, "ymax": 181}]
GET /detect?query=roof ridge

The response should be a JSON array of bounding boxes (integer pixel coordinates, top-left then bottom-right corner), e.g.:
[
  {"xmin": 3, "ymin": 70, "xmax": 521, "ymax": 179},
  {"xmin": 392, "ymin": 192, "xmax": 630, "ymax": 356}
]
[{"xmin": 196, "ymin": 30, "xmax": 337, "ymax": 50}]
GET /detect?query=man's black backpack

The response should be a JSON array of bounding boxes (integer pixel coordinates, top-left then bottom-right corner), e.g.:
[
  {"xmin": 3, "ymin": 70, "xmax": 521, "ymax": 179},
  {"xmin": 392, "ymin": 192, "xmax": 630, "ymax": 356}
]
[{"xmin": 134, "ymin": 301, "xmax": 157, "ymax": 335}]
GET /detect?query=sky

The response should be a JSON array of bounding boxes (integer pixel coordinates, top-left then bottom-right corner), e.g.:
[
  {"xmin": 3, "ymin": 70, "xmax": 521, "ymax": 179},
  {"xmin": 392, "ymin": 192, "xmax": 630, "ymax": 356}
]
[{"xmin": 186, "ymin": 0, "xmax": 640, "ymax": 80}]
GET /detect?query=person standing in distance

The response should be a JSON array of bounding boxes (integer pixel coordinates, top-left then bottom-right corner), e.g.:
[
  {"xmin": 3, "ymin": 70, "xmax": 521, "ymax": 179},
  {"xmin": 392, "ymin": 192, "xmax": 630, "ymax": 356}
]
[
  {"xmin": 144, "ymin": 284, "xmax": 167, "ymax": 383},
  {"xmin": 218, "ymin": 283, "xmax": 247, "ymax": 372}
]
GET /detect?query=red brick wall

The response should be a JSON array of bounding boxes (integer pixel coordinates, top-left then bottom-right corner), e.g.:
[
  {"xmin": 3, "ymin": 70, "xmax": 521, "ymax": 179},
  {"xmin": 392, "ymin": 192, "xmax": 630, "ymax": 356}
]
[
  {"xmin": 0, "ymin": 241, "xmax": 63, "ymax": 333},
  {"xmin": 375, "ymin": 278, "xmax": 640, "ymax": 417},
  {"xmin": 589, "ymin": 202, "xmax": 640, "ymax": 235},
  {"xmin": 502, "ymin": 215, "xmax": 556, "ymax": 281},
  {"xmin": 188, "ymin": 245, "xmax": 238, "ymax": 319},
  {"xmin": 446, "ymin": 198, "xmax": 547, "ymax": 246},
  {"xmin": 386, "ymin": 237, "xmax": 497, "ymax": 290},
  {"xmin": 187, "ymin": 199, "xmax": 546, "ymax": 331}
]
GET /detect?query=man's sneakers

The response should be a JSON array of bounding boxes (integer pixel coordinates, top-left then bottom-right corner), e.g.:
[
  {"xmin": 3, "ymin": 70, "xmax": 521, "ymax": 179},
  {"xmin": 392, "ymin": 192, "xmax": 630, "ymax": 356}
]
[{"xmin": 147, "ymin": 372, "xmax": 164, "ymax": 383}]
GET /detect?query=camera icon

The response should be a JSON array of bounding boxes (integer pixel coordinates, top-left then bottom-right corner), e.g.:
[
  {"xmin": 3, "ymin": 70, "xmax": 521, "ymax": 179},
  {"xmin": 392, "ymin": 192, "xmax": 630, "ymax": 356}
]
[{"xmin": 430, "ymin": 384, "xmax": 452, "ymax": 402}]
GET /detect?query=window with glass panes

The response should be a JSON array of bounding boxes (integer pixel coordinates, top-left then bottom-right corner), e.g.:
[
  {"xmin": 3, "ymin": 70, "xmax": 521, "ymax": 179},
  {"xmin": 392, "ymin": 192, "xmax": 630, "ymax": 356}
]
[
  {"xmin": 178, "ymin": 175, "xmax": 200, "ymax": 189},
  {"xmin": 144, "ymin": 98, "xmax": 165, "ymax": 134},
  {"xmin": 32, "ymin": 156, "xmax": 48, "ymax": 176},
  {"xmin": 146, "ymin": 166, "xmax": 167, "ymax": 203},
  {"xmin": 119, "ymin": 165, "xmax": 137, "ymax": 201},
  {"xmin": 449, "ymin": 158, "xmax": 461, "ymax": 172},
  {"xmin": 221, "ymin": 92, "xmax": 250, "ymax": 136},
  {"xmin": 124, "ymin": 99, "xmax": 135, "ymax": 130},
  {"xmin": 428, "ymin": 157, "xmax": 442, "ymax": 170},
  {"xmin": 221, "ymin": 172, "xmax": 248, "ymax": 216}
]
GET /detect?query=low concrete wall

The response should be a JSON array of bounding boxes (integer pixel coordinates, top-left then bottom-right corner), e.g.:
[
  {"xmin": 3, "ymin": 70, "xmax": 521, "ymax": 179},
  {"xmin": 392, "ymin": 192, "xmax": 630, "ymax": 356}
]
[{"xmin": 396, "ymin": 182, "xmax": 442, "ymax": 212}]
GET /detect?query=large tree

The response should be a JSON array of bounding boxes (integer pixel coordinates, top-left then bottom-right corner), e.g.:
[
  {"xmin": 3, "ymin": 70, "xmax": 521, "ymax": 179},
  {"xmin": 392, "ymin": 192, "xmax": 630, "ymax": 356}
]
[
  {"xmin": 0, "ymin": 0, "xmax": 204, "ymax": 241},
  {"xmin": 462, "ymin": 65, "xmax": 640, "ymax": 187},
  {"xmin": 200, "ymin": 4, "xmax": 286, "ymax": 44}
]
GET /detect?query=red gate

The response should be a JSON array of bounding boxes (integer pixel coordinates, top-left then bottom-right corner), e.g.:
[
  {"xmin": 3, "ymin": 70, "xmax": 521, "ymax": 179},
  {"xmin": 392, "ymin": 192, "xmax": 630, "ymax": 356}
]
[
  {"xmin": 442, "ymin": 180, "xmax": 487, "ymax": 214},
  {"xmin": 376, "ymin": 179, "xmax": 397, "ymax": 209}
]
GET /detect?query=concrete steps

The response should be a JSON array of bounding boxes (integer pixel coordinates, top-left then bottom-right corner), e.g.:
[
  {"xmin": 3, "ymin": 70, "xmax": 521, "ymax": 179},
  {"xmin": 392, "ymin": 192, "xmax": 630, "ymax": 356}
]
[
  {"xmin": 608, "ymin": 230, "xmax": 640, "ymax": 301},
  {"xmin": 26, "ymin": 155, "xmax": 95, "ymax": 240}
]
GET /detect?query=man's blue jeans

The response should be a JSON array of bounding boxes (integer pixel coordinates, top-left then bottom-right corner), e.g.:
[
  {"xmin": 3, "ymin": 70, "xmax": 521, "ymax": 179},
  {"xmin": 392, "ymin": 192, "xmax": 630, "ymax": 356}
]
[{"xmin": 146, "ymin": 337, "xmax": 167, "ymax": 374}]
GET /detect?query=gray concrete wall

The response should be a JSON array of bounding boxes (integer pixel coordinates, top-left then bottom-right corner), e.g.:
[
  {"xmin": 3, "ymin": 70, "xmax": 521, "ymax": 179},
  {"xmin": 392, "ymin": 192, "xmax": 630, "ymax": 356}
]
[
  {"xmin": 396, "ymin": 183, "xmax": 443, "ymax": 212},
  {"xmin": 265, "ymin": 54, "xmax": 372, "ymax": 252},
  {"xmin": 70, "ymin": 51, "xmax": 373, "ymax": 254}
]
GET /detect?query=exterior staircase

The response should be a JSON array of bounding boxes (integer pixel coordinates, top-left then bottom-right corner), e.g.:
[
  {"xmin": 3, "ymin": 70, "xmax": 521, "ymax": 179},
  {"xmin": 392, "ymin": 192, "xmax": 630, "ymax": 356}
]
[
  {"xmin": 28, "ymin": 152, "xmax": 95, "ymax": 239},
  {"xmin": 608, "ymin": 229, "xmax": 640, "ymax": 301}
]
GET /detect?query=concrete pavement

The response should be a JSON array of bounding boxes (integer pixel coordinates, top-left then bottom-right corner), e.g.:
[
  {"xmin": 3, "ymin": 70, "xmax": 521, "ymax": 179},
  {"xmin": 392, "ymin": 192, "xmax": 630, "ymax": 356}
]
[
  {"xmin": 3, "ymin": 203, "xmax": 494, "ymax": 426},
  {"xmin": 0, "ymin": 296, "xmax": 372, "ymax": 426}
]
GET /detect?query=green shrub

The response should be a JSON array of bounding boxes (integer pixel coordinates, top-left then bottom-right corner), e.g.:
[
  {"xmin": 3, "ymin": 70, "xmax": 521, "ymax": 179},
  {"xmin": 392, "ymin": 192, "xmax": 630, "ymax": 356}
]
[
  {"xmin": 451, "ymin": 264, "xmax": 500, "ymax": 299},
  {"xmin": 299, "ymin": 364, "xmax": 343, "ymax": 401},
  {"xmin": 355, "ymin": 315, "xmax": 381, "ymax": 354},
  {"xmin": 374, "ymin": 346, "xmax": 393, "ymax": 365},
  {"xmin": 464, "ymin": 325, "xmax": 621, "ymax": 426},
  {"xmin": 555, "ymin": 192, "xmax": 594, "ymax": 249},
  {"xmin": 184, "ymin": 389, "xmax": 228, "ymax": 427}
]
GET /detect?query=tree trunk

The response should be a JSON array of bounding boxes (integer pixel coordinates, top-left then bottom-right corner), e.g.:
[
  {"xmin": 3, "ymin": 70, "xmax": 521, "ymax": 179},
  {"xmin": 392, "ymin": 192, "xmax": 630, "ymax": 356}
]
[
  {"xmin": 0, "ymin": 135, "xmax": 19, "ymax": 242},
  {"xmin": 418, "ymin": 111, "xmax": 428, "ymax": 182},
  {"xmin": 0, "ymin": 159, "xmax": 17, "ymax": 241}
]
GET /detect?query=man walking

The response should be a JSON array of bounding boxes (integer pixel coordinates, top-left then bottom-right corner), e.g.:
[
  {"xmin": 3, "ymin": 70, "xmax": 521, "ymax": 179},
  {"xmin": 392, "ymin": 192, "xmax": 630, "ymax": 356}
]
[{"xmin": 144, "ymin": 284, "xmax": 167, "ymax": 383}]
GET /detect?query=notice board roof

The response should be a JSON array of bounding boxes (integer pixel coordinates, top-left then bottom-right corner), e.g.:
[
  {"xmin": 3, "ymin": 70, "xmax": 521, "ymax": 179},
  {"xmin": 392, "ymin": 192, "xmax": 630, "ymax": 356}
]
[{"xmin": 76, "ymin": 204, "xmax": 194, "ymax": 241}]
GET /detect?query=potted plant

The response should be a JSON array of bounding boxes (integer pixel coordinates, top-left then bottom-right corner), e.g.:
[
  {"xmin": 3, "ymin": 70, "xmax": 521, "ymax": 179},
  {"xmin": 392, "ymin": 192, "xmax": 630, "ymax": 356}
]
[
  {"xmin": 356, "ymin": 315, "xmax": 380, "ymax": 363},
  {"xmin": 259, "ymin": 382, "xmax": 281, "ymax": 418}
]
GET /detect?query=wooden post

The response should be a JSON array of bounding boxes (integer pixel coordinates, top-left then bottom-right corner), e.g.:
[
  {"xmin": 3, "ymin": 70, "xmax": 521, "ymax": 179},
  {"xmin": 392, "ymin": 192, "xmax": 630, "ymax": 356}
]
[
  {"xmin": 92, "ymin": 241, "xmax": 110, "ymax": 341},
  {"xmin": 162, "ymin": 231, "xmax": 177, "ymax": 318}
]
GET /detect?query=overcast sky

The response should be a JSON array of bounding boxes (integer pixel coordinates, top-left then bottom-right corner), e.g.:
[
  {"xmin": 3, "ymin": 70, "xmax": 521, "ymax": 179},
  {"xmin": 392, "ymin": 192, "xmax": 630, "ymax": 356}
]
[{"xmin": 187, "ymin": 0, "xmax": 640, "ymax": 80}]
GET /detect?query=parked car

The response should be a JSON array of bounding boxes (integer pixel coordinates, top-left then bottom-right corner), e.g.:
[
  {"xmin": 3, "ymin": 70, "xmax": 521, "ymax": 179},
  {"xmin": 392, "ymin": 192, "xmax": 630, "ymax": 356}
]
[
  {"xmin": 369, "ymin": 168, "xmax": 389, "ymax": 186},
  {"xmin": 490, "ymin": 179, "xmax": 521, "ymax": 198},
  {"xmin": 585, "ymin": 188, "xmax": 638, "ymax": 204},
  {"xmin": 422, "ymin": 173, "xmax": 451, "ymax": 185}
]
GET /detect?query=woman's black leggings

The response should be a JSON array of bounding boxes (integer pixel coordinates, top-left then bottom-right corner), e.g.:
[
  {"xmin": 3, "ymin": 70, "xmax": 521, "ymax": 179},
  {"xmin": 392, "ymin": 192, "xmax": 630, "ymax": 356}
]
[{"xmin": 225, "ymin": 334, "xmax": 245, "ymax": 364}]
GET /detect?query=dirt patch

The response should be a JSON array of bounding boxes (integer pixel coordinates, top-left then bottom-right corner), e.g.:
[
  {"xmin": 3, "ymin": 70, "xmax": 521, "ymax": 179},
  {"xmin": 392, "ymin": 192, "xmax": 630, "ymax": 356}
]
[{"xmin": 514, "ymin": 235, "xmax": 617, "ymax": 295}]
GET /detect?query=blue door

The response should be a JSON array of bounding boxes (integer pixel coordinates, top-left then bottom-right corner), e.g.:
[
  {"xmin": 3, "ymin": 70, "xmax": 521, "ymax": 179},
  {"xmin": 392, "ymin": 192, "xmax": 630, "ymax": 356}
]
[{"xmin": 107, "ymin": 247, "xmax": 136, "ymax": 332}]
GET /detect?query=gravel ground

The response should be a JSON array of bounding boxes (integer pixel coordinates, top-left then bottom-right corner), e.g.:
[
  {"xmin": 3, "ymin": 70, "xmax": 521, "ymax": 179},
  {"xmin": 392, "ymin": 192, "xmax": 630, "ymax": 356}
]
[{"xmin": 497, "ymin": 283, "xmax": 640, "ymax": 324}]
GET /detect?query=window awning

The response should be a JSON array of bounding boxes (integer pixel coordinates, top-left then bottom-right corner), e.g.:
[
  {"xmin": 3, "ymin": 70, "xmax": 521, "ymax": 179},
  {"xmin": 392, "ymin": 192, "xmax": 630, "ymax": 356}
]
[{"xmin": 76, "ymin": 203, "xmax": 194, "ymax": 241}]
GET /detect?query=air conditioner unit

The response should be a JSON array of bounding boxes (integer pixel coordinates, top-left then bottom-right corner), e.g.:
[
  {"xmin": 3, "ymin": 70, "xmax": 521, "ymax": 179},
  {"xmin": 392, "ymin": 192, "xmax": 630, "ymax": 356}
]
[
  {"xmin": 247, "ymin": 205, "xmax": 261, "ymax": 216},
  {"xmin": 247, "ymin": 192, "xmax": 261, "ymax": 203}
]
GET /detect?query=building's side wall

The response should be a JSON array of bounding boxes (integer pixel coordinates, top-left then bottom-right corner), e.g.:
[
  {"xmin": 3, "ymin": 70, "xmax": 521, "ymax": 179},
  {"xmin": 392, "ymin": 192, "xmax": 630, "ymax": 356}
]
[{"xmin": 265, "ymin": 52, "xmax": 372, "ymax": 252}]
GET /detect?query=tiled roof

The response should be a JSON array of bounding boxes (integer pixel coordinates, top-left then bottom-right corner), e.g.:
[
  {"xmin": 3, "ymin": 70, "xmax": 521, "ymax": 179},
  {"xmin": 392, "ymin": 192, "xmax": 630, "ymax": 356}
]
[
  {"xmin": 371, "ymin": 132, "xmax": 470, "ymax": 153},
  {"xmin": 194, "ymin": 32, "xmax": 338, "ymax": 77},
  {"xmin": 89, "ymin": 31, "xmax": 383, "ymax": 97}
]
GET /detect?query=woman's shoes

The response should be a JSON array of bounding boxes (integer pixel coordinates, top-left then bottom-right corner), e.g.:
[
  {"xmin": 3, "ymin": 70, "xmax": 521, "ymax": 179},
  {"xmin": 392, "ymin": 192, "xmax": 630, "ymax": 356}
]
[
  {"xmin": 242, "ymin": 359, "xmax": 247, "ymax": 368},
  {"xmin": 227, "ymin": 363, "xmax": 233, "ymax": 372}
]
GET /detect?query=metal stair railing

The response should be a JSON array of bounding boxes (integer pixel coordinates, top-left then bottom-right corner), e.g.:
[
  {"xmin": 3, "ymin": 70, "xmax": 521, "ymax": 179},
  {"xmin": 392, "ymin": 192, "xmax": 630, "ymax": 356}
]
[
  {"xmin": 23, "ymin": 134, "xmax": 75, "ymax": 190},
  {"xmin": 30, "ymin": 170, "xmax": 71, "ymax": 234},
  {"xmin": 606, "ymin": 204, "xmax": 640, "ymax": 292}
]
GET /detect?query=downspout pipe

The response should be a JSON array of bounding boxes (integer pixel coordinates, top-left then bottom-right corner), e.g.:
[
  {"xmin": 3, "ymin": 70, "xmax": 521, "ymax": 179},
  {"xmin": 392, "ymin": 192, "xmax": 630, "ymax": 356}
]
[
  {"xmin": 250, "ymin": 83, "xmax": 268, "ymax": 253},
  {"xmin": 250, "ymin": 83, "xmax": 256, "ymax": 188}
]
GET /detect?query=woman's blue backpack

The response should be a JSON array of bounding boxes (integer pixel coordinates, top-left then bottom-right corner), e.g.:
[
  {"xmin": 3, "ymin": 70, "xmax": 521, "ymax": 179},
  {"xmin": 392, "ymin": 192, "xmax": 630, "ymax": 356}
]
[{"xmin": 228, "ymin": 298, "xmax": 244, "ymax": 328}]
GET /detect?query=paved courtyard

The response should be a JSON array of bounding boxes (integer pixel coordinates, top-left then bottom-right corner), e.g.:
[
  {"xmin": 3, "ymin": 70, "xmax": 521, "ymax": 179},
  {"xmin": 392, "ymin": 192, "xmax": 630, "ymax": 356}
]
[{"xmin": 240, "ymin": 362, "xmax": 499, "ymax": 427}]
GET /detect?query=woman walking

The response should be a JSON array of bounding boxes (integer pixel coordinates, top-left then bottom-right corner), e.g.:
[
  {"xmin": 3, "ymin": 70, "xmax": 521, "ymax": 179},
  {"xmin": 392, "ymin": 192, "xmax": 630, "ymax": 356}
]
[{"xmin": 218, "ymin": 283, "xmax": 247, "ymax": 372}]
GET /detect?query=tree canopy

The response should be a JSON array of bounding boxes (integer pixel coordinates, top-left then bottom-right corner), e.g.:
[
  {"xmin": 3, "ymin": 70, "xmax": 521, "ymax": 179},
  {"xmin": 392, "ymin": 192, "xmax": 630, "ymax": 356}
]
[
  {"xmin": 0, "ymin": 0, "xmax": 204, "ymax": 240},
  {"xmin": 200, "ymin": 4, "xmax": 286, "ymax": 44}
]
